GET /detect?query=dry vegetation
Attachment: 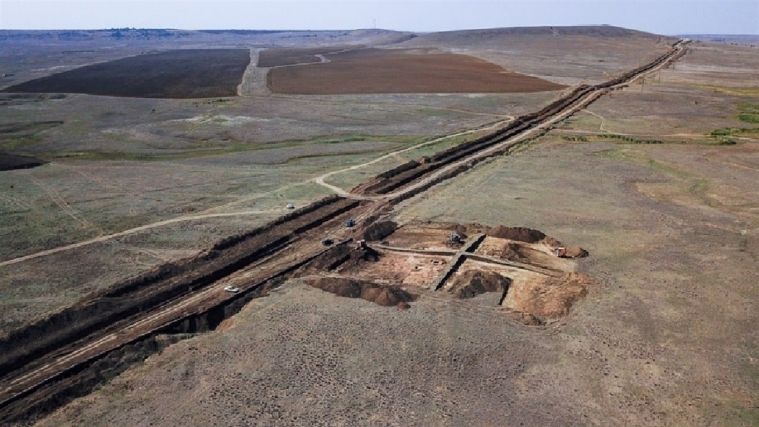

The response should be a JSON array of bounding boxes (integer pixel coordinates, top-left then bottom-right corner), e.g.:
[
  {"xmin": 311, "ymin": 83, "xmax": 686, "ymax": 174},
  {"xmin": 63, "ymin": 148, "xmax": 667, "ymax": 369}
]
[{"xmin": 1, "ymin": 26, "xmax": 758, "ymax": 427}]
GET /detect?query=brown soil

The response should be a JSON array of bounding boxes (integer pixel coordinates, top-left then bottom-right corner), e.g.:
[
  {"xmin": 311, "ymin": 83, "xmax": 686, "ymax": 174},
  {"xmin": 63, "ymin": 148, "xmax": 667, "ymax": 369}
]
[
  {"xmin": 382, "ymin": 222, "xmax": 489, "ymax": 250},
  {"xmin": 257, "ymin": 45, "xmax": 360, "ymax": 67},
  {"xmin": 363, "ymin": 220, "xmax": 397, "ymax": 242},
  {"xmin": 2, "ymin": 49, "xmax": 250, "ymax": 99},
  {"xmin": 486, "ymin": 226, "xmax": 546, "ymax": 243},
  {"xmin": 448, "ymin": 269, "xmax": 511, "ymax": 300},
  {"xmin": 564, "ymin": 247, "xmax": 589, "ymax": 258},
  {"xmin": 304, "ymin": 277, "xmax": 416, "ymax": 308},
  {"xmin": 500, "ymin": 242, "xmax": 533, "ymax": 263},
  {"xmin": 267, "ymin": 48, "xmax": 567, "ymax": 94},
  {"xmin": 299, "ymin": 243, "xmax": 381, "ymax": 274},
  {"xmin": 503, "ymin": 272, "xmax": 593, "ymax": 321}
]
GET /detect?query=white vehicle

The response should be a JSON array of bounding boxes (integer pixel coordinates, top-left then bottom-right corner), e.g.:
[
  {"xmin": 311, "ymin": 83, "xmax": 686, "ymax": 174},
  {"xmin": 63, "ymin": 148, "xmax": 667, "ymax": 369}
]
[{"xmin": 223, "ymin": 285, "xmax": 240, "ymax": 293}]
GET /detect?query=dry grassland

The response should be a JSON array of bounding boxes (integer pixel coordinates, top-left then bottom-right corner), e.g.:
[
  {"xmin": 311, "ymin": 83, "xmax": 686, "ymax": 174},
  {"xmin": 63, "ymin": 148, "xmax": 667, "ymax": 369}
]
[{"xmin": 3, "ymin": 28, "xmax": 758, "ymax": 427}]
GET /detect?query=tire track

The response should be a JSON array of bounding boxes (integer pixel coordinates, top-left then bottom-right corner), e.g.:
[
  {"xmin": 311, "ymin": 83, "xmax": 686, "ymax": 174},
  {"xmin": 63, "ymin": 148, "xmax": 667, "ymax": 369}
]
[
  {"xmin": 0, "ymin": 40, "xmax": 690, "ymax": 423},
  {"xmin": 0, "ymin": 208, "xmax": 283, "ymax": 268}
]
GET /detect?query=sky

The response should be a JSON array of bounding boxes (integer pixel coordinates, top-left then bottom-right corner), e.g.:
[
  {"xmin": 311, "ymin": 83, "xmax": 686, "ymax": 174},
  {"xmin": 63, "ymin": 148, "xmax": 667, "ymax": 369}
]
[{"xmin": 0, "ymin": 0, "xmax": 757, "ymax": 35}]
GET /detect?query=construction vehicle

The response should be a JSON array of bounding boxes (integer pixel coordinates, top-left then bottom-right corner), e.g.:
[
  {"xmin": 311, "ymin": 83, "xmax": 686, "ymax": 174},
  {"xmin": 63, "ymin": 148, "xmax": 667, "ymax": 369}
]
[
  {"xmin": 346, "ymin": 219, "xmax": 355, "ymax": 228},
  {"xmin": 355, "ymin": 239, "xmax": 367, "ymax": 250},
  {"xmin": 554, "ymin": 247, "xmax": 567, "ymax": 257}
]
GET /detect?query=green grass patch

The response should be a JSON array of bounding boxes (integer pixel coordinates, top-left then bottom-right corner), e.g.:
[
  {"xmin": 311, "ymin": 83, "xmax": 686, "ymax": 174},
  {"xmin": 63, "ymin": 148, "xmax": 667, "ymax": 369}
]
[
  {"xmin": 737, "ymin": 113, "xmax": 759, "ymax": 124},
  {"xmin": 736, "ymin": 103, "xmax": 759, "ymax": 124},
  {"xmin": 561, "ymin": 135, "xmax": 588, "ymax": 142},
  {"xmin": 739, "ymin": 103, "xmax": 759, "ymax": 113},
  {"xmin": 688, "ymin": 179, "xmax": 708, "ymax": 197},
  {"xmin": 560, "ymin": 133, "xmax": 662, "ymax": 144},
  {"xmin": 0, "ymin": 121, "xmax": 64, "ymax": 152},
  {"xmin": 646, "ymin": 158, "xmax": 691, "ymax": 179},
  {"xmin": 596, "ymin": 148, "xmax": 693, "ymax": 179},
  {"xmin": 714, "ymin": 138, "xmax": 737, "ymax": 145}
]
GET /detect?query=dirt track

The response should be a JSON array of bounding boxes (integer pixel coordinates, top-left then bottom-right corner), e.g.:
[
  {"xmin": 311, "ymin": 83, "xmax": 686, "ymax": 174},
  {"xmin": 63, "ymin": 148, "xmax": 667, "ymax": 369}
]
[
  {"xmin": 350, "ymin": 40, "xmax": 687, "ymax": 201},
  {"xmin": 0, "ymin": 39, "xmax": 688, "ymax": 425}
]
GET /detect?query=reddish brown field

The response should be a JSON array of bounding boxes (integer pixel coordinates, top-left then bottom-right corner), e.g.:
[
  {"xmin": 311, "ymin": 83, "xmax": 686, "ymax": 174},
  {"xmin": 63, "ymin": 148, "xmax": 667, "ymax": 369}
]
[
  {"xmin": 257, "ymin": 45, "xmax": 359, "ymax": 67},
  {"xmin": 267, "ymin": 48, "xmax": 567, "ymax": 94}
]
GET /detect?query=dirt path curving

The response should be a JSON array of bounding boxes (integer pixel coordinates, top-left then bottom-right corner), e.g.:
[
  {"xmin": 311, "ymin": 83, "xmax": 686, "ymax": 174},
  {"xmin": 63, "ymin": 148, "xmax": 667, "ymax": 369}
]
[
  {"xmin": 0, "ymin": 208, "xmax": 284, "ymax": 268},
  {"xmin": 312, "ymin": 118, "xmax": 513, "ymax": 196}
]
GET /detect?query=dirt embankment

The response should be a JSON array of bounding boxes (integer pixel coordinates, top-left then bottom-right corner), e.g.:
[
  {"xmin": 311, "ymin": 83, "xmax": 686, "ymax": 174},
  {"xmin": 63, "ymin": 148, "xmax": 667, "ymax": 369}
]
[
  {"xmin": 304, "ymin": 277, "xmax": 416, "ymax": 309},
  {"xmin": 300, "ymin": 242, "xmax": 380, "ymax": 274},
  {"xmin": 486, "ymin": 226, "xmax": 545, "ymax": 243},
  {"xmin": 356, "ymin": 41, "xmax": 687, "ymax": 200},
  {"xmin": 0, "ymin": 195, "xmax": 359, "ymax": 381},
  {"xmin": 485, "ymin": 226, "xmax": 588, "ymax": 260},
  {"xmin": 356, "ymin": 83, "xmax": 598, "ymax": 198},
  {"xmin": 503, "ymin": 272, "xmax": 593, "ymax": 322},
  {"xmin": 449, "ymin": 270, "xmax": 511, "ymax": 301},
  {"xmin": 383, "ymin": 222, "xmax": 591, "ymax": 324},
  {"xmin": 363, "ymin": 220, "xmax": 397, "ymax": 242}
]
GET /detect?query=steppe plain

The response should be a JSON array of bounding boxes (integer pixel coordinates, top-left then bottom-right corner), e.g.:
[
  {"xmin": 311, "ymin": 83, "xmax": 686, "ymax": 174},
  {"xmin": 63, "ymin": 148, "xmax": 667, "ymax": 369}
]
[{"xmin": 1, "ymin": 27, "xmax": 758, "ymax": 426}]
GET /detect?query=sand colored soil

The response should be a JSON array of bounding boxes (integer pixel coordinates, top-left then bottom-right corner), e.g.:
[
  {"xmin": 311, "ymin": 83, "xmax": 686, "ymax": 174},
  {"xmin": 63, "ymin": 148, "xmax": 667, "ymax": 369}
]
[
  {"xmin": 267, "ymin": 48, "xmax": 567, "ymax": 94},
  {"xmin": 503, "ymin": 272, "xmax": 593, "ymax": 321},
  {"xmin": 475, "ymin": 235, "xmax": 577, "ymax": 273},
  {"xmin": 345, "ymin": 222, "xmax": 592, "ymax": 325},
  {"xmin": 304, "ymin": 277, "xmax": 415, "ymax": 308},
  {"xmin": 380, "ymin": 224, "xmax": 458, "ymax": 251},
  {"xmin": 564, "ymin": 247, "xmax": 589, "ymax": 258}
]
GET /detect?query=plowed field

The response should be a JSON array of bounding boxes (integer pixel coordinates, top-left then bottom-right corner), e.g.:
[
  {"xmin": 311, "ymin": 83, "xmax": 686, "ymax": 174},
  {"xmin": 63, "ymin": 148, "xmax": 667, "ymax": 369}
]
[
  {"xmin": 266, "ymin": 48, "xmax": 566, "ymax": 94},
  {"xmin": 2, "ymin": 49, "xmax": 250, "ymax": 99},
  {"xmin": 257, "ymin": 45, "xmax": 359, "ymax": 67}
]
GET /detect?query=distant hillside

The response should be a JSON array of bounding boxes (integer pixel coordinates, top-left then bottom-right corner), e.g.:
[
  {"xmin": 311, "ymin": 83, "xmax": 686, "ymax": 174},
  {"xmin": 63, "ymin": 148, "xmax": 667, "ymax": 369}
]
[
  {"xmin": 681, "ymin": 34, "xmax": 759, "ymax": 45},
  {"xmin": 403, "ymin": 25, "xmax": 673, "ymax": 48}
]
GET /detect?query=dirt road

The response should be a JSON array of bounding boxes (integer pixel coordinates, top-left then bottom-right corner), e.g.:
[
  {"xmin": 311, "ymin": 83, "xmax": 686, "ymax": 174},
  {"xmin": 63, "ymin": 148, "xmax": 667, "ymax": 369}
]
[{"xmin": 0, "ymin": 40, "xmax": 688, "ymax": 425}]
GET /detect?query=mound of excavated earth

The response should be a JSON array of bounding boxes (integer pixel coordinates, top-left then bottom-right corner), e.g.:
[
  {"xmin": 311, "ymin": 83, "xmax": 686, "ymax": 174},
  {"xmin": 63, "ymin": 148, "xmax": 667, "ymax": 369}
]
[
  {"xmin": 449, "ymin": 270, "xmax": 511, "ymax": 300},
  {"xmin": 304, "ymin": 277, "xmax": 415, "ymax": 309}
]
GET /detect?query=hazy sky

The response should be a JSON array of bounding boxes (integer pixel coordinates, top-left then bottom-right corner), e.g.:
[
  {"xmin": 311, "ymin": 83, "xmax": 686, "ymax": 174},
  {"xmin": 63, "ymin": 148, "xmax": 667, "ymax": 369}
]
[{"xmin": 1, "ymin": 0, "xmax": 757, "ymax": 35}]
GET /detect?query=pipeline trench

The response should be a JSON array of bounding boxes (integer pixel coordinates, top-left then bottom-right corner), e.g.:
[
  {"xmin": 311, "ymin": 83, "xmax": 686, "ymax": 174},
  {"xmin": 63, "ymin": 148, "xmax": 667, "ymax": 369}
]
[{"xmin": 0, "ymin": 40, "xmax": 688, "ymax": 425}]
